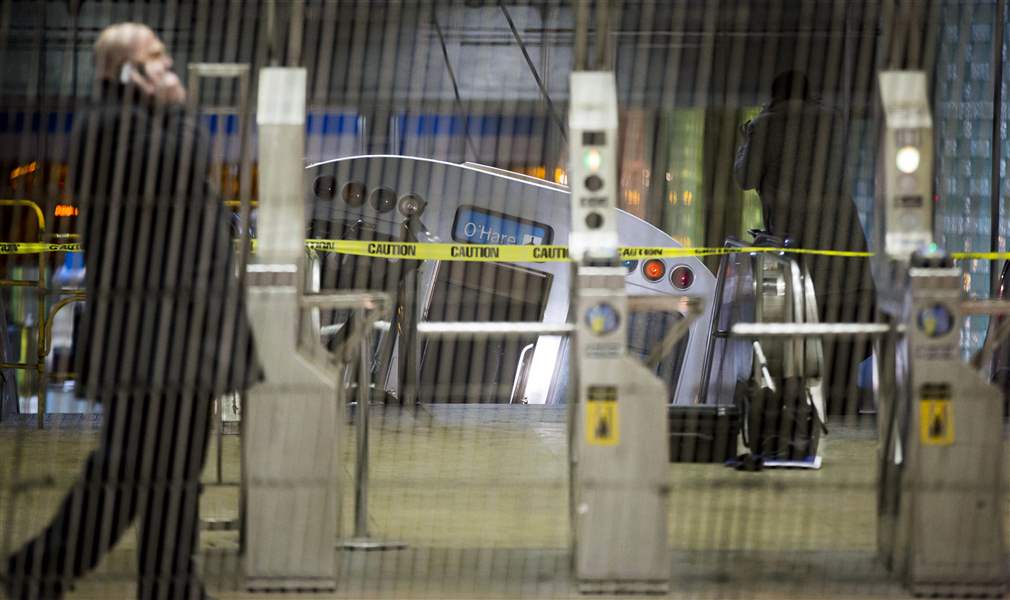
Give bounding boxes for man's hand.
[739,119,752,138]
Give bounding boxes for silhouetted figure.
[734,71,875,414]
[5,23,259,600]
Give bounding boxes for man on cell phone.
[5,22,260,600]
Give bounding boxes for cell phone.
[119,62,148,85]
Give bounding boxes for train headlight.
[642,259,666,282]
[397,193,427,218]
[341,181,367,207]
[369,187,398,213]
[313,175,337,200]
[670,265,694,290]
[896,145,920,174]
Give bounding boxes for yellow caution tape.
[948,251,1010,261]
[1,238,1008,263]
[302,240,872,261]
[0,242,82,254]
[305,239,569,261]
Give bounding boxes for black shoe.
[733,453,764,472]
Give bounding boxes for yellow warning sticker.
[586,385,619,446]
[920,384,954,446]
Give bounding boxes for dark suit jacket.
[733,98,875,324]
[72,84,261,399]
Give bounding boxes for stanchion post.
[215,398,224,483]
[35,254,45,429]
[396,216,421,406]
[353,309,370,537]
[341,308,406,551]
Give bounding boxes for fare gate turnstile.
[242,67,390,591]
[875,71,1008,598]
[243,66,341,591]
[725,70,1010,597]
[567,71,683,594]
[877,255,1008,597]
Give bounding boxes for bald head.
[94,22,185,104]
[95,23,154,80]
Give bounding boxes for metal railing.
[0,199,85,428]
[699,236,827,402]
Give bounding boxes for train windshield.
[419,261,551,403]
[552,311,690,405]
[627,310,689,399]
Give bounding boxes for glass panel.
[739,106,765,237]
[661,108,704,247]
[934,1,997,356]
[626,311,689,404]
[418,261,551,403]
[619,109,653,220]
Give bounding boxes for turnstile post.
[875,70,1007,597]
[567,71,671,594]
[243,67,341,592]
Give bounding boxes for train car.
[306,155,724,406]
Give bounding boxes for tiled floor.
[0,406,985,599]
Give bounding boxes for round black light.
[313,175,337,200]
[341,181,368,207]
[397,193,427,217]
[670,265,695,290]
[584,174,604,192]
[585,212,603,229]
[369,187,398,213]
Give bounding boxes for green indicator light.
[583,149,602,172]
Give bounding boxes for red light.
[642,259,666,282]
[671,265,694,290]
[54,204,79,217]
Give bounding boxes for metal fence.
[0,1,1006,599]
